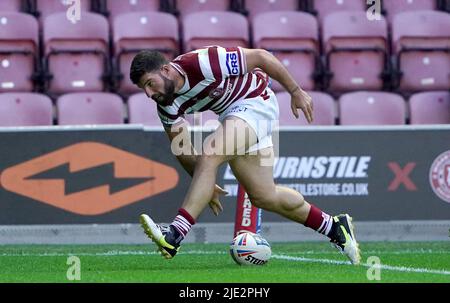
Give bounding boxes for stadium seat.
[392,11,450,92]
[57,92,124,125]
[128,93,194,126]
[43,12,110,94]
[0,12,39,92]
[322,11,389,92]
[35,0,92,22]
[253,11,319,92]
[0,0,23,12]
[339,91,406,125]
[105,0,160,21]
[113,12,179,94]
[310,0,366,21]
[183,11,249,51]
[0,93,53,126]
[175,0,230,17]
[383,0,437,22]
[128,93,161,126]
[409,91,450,124]
[277,91,336,126]
[243,0,298,19]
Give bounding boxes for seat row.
[1,0,448,21]
[0,91,448,127]
[0,10,449,96]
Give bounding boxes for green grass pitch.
[0,242,449,283]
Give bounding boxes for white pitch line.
[1,250,449,276]
[0,250,223,257]
[272,254,450,276]
[2,249,449,256]
[279,250,450,255]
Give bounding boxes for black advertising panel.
[0,126,449,224]
[220,127,450,222]
[0,126,189,224]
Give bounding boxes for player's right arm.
[242,48,314,123]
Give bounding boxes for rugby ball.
[229,232,271,266]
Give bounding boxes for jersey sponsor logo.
[227,105,248,114]
[209,87,225,99]
[226,51,240,75]
[429,150,450,203]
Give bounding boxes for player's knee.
[297,193,306,207]
[248,192,277,211]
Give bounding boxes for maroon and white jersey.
[157,46,270,126]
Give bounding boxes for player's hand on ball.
[209,185,228,216]
[290,87,313,124]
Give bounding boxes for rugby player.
[130,46,360,265]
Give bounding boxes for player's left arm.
[164,122,228,216]
[242,48,313,123]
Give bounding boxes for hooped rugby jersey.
[157,46,270,126]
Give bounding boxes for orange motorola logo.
[0,142,179,215]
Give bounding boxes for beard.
[152,73,176,106]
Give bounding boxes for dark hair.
[129,50,169,85]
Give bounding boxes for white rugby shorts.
[218,88,279,153]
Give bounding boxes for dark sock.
[304,204,335,238]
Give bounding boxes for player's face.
[140,70,176,106]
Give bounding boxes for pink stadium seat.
[0,12,39,92]
[312,0,366,21]
[339,91,406,125]
[0,93,53,126]
[392,11,450,92]
[277,91,336,126]
[128,93,194,126]
[323,11,389,92]
[113,12,179,94]
[36,0,91,21]
[43,12,109,94]
[106,0,160,21]
[57,92,124,125]
[409,91,450,124]
[183,11,249,51]
[176,0,230,17]
[128,93,161,126]
[383,0,436,22]
[253,11,319,92]
[0,0,23,12]
[244,0,298,19]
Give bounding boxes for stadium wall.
[0,125,449,243]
